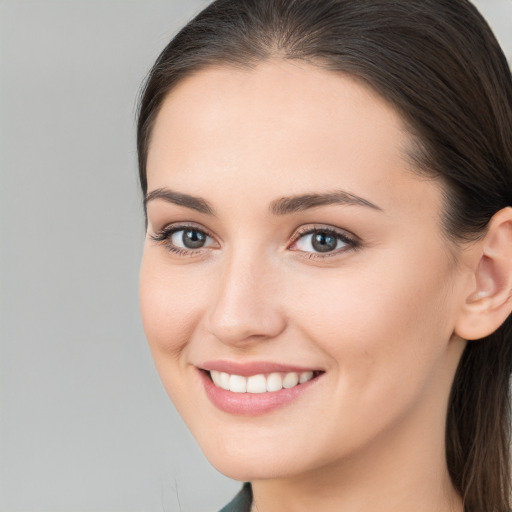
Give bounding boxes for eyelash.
[149,224,359,259]
[149,223,216,257]
[290,225,359,259]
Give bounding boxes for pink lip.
[197,363,323,416]
[200,360,321,376]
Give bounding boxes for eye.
[150,224,217,255]
[171,228,209,249]
[290,227,356,255]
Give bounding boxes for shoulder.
[218,483,252,512]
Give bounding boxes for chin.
[194,428,327,482]
[207,454,296,482]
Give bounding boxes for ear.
[454,207,512,341]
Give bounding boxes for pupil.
[312,231,337,252]
[183,229,206,249]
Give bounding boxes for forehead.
[149,60,410,160]
[146,60,440,217]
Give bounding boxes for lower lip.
[199,370,322,416]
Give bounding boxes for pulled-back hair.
[137,1,512,509]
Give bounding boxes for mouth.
[205,369,322,393]
[197,363,324,415]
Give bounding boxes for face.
[140,61,468,482]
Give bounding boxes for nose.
[205,253,287,347]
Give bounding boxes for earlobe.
[454,207,512,341]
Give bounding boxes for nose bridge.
[206,245,285,345]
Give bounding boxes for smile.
[209,370,316,393]
[199,363,324,415]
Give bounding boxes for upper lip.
[198,360,322,376]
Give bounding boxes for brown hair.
[137,1,512,509]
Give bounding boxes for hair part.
[137,1,512,509]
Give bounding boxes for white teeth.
[209,370,317,393]
[266,372,283,392]
[299,371,314,384]
[211,370,221,386]
[283,372,299,388]
[229,374,247,393]
[247,374,267,393]
[220,372,230,389]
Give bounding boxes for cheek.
[288,248,456,395]
[277,253,458,460]
[139,251,208,363]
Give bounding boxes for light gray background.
[0,1,510,511]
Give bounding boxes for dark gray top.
[219,483,252,512]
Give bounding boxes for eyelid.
[149,221,359,258]
[288,224,359,256]
[149,222,219,254]
[150,219,210,233]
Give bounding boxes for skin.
[139,60,473,511]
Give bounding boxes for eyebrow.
[270,190,382,215]
[144,187,382,216]
[144,187,215,215]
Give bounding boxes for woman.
[137,0,512,510]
